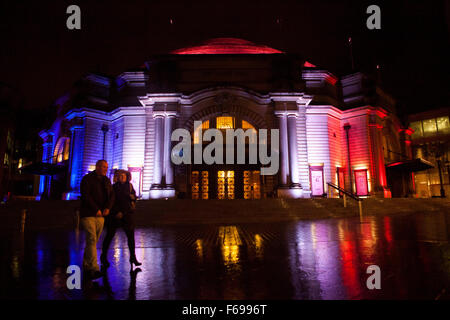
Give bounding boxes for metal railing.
[327,182,363,216]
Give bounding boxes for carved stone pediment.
[214,92,237,114]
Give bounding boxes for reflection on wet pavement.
[1,212,450,300]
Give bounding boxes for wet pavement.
[1,212,450,300]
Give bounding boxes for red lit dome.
[171,38,283,54]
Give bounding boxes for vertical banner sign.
[354,169,368,196]
[310,166,324,196]
[128,167,143,198]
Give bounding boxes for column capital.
[70,125,84,131]
[274,111,287,117]
[153,111,178,118]
[274,110,299,117]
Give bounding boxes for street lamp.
[437,159,445,198]
[344,123,352,193]
[446,160,450,191]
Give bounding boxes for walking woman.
[101,170,141,271]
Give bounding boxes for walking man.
[80,160,115,279]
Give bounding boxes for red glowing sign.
[354,169,368,196]
[310,166,324,196]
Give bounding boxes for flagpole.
[348,37,355,71]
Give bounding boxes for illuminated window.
[410,121,423,139]
[217,170,234,199]
[63,139,70,161]
[6,130,13,150]
[243,170,261,199]
[193,120,209,144]
[242,120,255,129]
[422,119,437,137]
[414,147,424,159]
[436,116,450,134]
[382,136,388,159]
[216,117,234,129]
[191,170,209,199]
[53,138,70,163]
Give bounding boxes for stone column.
[151,115,164,189]
[369,123,386,195]
[164,114,176,187]
[38,133,53,199]
[142,109,154,199]
[287,113,301,187]
[276,113,289,187]
[297,105,310,194]
[68,125,84,198]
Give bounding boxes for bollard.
[20,209,27,233]
[343,194,347,208]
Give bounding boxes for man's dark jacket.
[80,171,115,218]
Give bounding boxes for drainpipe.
[101,124,109,160]
[344,123,353,193]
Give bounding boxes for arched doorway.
[188,116,264,199]
[50,137,70,199]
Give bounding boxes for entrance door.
[243,170,261,199]
[190,167,262,199]
[217,170,235,199]
[191,170,209,199]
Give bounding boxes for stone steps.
[0,198,448,230]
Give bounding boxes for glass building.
[408,108,450,198]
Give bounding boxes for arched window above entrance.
[242,120,255,130]
[193,120,210,144]
[53,137,70,163]
[216,116,234,129]
[191,117,257,143]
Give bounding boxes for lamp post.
[445,160,450,179]
[446,161,450,190]
[344,123,352,193]
[437,159,445,198]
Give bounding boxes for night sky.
[1,0,449,118]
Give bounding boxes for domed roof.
[171,38,283,54]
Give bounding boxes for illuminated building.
[38,38,416,200]
[408,108,450,198]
